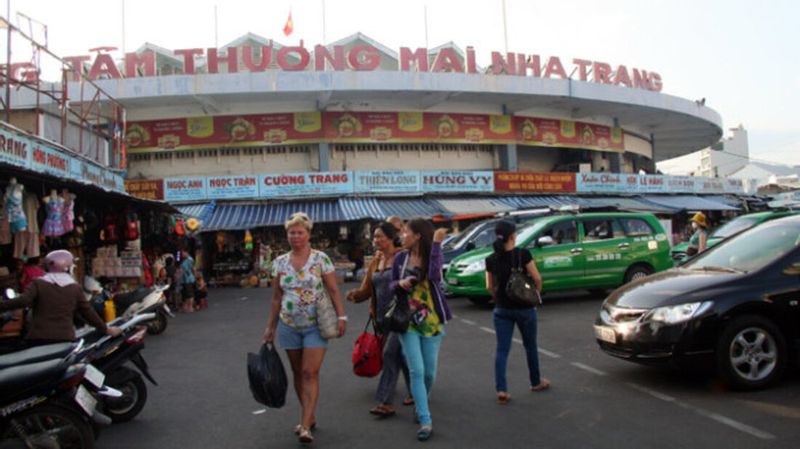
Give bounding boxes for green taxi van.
[444,212,674,304]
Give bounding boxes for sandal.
[417,425,433,441]
[298,427,314,444]
[369,405,396,417]
[403,396,415,406]
[293,422,317,434]
[530,378,551,392]
[496,392,511,405]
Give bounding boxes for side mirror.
[537,236,555,247]
[465,242,476,251]
[4,288,16,300]
[782,262,800,276]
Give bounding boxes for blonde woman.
[263,212,347,443]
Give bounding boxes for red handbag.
[352,319,384,378]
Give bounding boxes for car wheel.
[715,315,787,390]
[624,264,653,283]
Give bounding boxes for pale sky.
[6,0,800,166]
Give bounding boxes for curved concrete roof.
[17,70,723,162]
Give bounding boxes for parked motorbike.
[75,313,157,423]
[0,341,103,448]
[83,277,172,335]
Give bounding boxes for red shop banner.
[494,172,576,193]
[124,179,165,200]
[125,112,324,151]
[514,117,624,152]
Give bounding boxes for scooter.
[84,277,173,335]
[0,341,104,448]
[75,313,157,423]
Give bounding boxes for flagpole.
[322,0,327,44]
[214,4,219,48]
[424,4,429,49]
[501,0,509,53]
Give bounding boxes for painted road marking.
[252,409,267,415]
[460,318,477,326]
[538,348,562,359]
[479,326,496,334]
[627,383,775,440]
[570,362,607,376]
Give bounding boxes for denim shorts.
[277,321,328,350]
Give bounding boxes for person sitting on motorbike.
[0,249,122,346]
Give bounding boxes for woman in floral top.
[263,212,347,444]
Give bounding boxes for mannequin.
[61,188,76,233]
[42,188,66,238]
[4,178,27,233]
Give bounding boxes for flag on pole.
[283,11,294,36]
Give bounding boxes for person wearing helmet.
[686,212,709,256]
[0,249,122,346]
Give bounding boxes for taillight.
[60,364,86,390]
[126,327,147,344]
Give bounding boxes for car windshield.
[709,216,761,239]
[444,220,494,250]
[516,220,549,246]
[685,220,800,273]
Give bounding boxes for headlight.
[461,259,486,275]
[646,301,713,324]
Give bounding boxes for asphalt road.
[97,284,800,449]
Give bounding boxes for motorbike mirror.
[4,288,16,300]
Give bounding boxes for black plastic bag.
[247,343,288,408]
[380,295,410,333]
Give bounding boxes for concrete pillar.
[609,153,621,173]
[500,144,518,171]
[319,142,330,172]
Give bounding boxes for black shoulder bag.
[505,249,542,307]
[380,253,411,333]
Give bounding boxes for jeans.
[375,332,410,404]
[399,331,443,426]
[493,307,542,392]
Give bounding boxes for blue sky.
[8,0,800,165]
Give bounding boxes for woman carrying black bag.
[485,221,550,405]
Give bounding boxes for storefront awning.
[698,195,743,208]
[176,203,213,219]
[577,197,680,214]
[640,195,740,212]
[203,201,341,231]
[378,199,445,220]
[432,198,515,218]
[338,198,386,221]
[495,195,581,209]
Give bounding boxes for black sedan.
[594,215,800,390]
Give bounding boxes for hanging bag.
[380,253,411,333]
[505,249,542,307]
[352,318,384,377]
[247,343,288,408]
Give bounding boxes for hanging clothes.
[61,191,76,233]
[42,195,66,237]
[4,184,27,233]
[0,197,11,245]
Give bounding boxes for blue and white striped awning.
[203,201,341,231]
[378,199,445,219]
[338,198,385,221]
[640,195,740,212]
[176,203,213,219]
[495,195,583,209]
[432,198,515,217]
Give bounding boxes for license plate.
[74,385,97,416]
[83,364,105,388]
[447,278,458,285]
[594,325,617,344]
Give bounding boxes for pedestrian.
[391,219,451,441]
[0,250,122,346]
[346,221,412,418]
[178,249,196,313]
[263,212,347,444]
[484,220,550,405]
[162,255,177,308]
[686,212,709,256]
[195,274,208,310]
[19,256,45,291]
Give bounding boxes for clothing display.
[62,190,76,233]
[23,192,40,234]
[42,195,66,237]
[0,198,11,245]
[13,230,40,259]
[4,182,27,233]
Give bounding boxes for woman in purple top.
[390,218,451,441]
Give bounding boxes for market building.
[9,32,747,285]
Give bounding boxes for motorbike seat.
[0,342,76,370]
[114,288,154,309]
[0,358,66,401]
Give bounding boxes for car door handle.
[570,248,583,254]
[618,243,630,249]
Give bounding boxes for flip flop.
[298,427,314,444]
[403,397,415,406]
[294,422,317,434]
[530,379,551,392]
[497,392,511,404]
[369,405,396,417]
